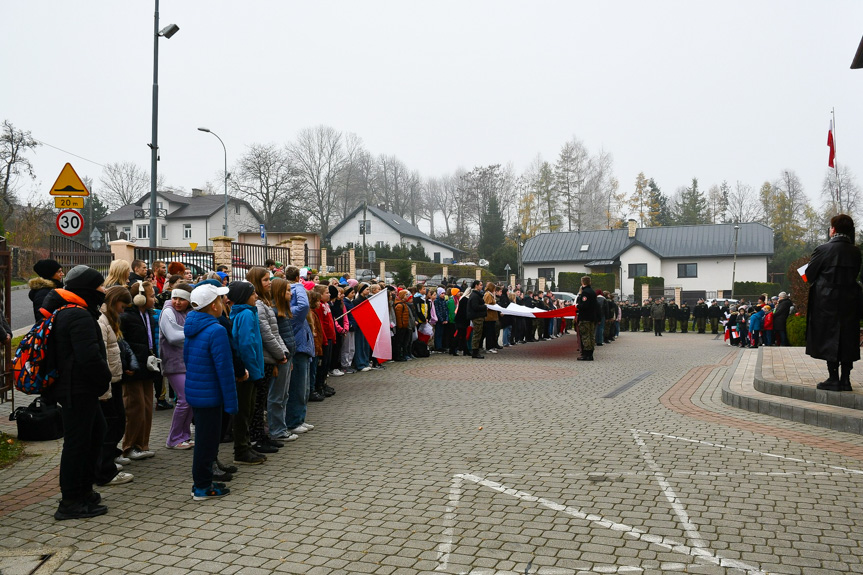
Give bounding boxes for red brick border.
[0,464,60,517]
[661,350,863,461]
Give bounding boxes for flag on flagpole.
[797,263,809,282]
[828,120,836,168]
[350,290,392,361]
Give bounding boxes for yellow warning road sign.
[54,197,85,209]
[189,242,198,251]
[49,163,90,196]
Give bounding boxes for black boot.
[840,363,853,391]
[817,362,841,391]
[472,348,485,359]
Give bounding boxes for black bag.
[9,397,64,441]
[411,339,430,358]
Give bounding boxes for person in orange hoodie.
[306,288,325,402]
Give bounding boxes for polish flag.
[797,263,809,283]
[828,120,836,168]
[351,290,392,361]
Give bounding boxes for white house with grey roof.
[100,189,263,249]
[326,205,465,263]
[522,221,774,300]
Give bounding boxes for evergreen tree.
[675,177,709,225]
[534,162,561,232]
[647,178,672,226]
[478,193,505,259]
[628,172,653,227]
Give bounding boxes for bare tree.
[334,132,364,220]
[726,181,762,223]
[99,161,150,210]
[1,120,40,231]
[289,125,346,237]
[821,165,861,219]
[231,143,298,230]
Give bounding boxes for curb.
[10,284,27,292]
[721,347,863,435]
[753,370,863,411]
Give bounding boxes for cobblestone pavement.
[3,331,863,574]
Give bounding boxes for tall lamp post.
[197,128,229,237]
[731,224,740,300]
[149,0,179,247]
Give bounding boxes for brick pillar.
[442,265,448,279]
[290,237,306,269]
[348,248,356,278]
[379,261,386,282]
[320,247,328,272]
[641,283,649,302]
[209,236,233,271]
[109,240,135,263]
[475,268,481,281]
[674,286,682,304]
[509,274,516,288]
[411,263,417,282]
[539,277,546,292]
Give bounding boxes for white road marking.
[631,430,707,551]
[455,473,766,575]
[636,429,863,474]
[435,474,463,571]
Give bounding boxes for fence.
[0,239,13,405]
[133,246,215,280]
[231,242,291,280]
[50,235,114,277]
[330,251,351,274]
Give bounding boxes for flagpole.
[832,108,842,212]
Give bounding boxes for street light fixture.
[197,128,229,237]
[731,224,740,300]
[149,0,179,247]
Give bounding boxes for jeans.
[502,325,512,346]
[166,373,193,447]
[95,382,124,485]
[340,331,355,369]
[355,331,370,369]
[192,406,222,489]
[776,329,789,346]
[763,330,774,346]
[434,323,444,351]
[595,317,605,343]
[316,341,332,391]
[267,360,292,438]
[60,393,106,502]
[286,352,311,430]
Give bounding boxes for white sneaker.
[488,349,498,354]
[273,432,299,441]
[301,422,315,430]
[128,448,155,460]
[115,463,123,471]
[106,472,134,485]
[115,456,131,465]
[289,426,308,434]
[330,369,344,377]
[359,366,372,372]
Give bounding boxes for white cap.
[190,284,229,309]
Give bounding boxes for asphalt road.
[9,286,34,334]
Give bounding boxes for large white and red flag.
[828,120,836,168]
[487,303,578,319]
[351,290,392,361]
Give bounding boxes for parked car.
[426,274,445,286]
[355,268,375,281]
[415,274,429,285]
[551,291,578,302]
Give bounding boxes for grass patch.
[11,279,26,287]
[0,432,25,469]
[11,334,23,348]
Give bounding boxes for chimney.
[192,188,205,197]
[627,219,637,238]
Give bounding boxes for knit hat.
[451,288,460,296]
[328,285,339,299]
[303,280,316,290]
[357,282,369,294]
[437,287,445,296]
[33,259,62,280]
[64,265,104,290]
[196,279,223,289]
[763,305,771,311]
[216,271,228,282]
[347,278,358,288]
[227,280,255,305]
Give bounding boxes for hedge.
[787,314,806,346]
[788,255,810,316]
[558,272,614,294]
[633,276,664,298]
[733,282,781,299]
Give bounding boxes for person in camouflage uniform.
[641,299,652,332]
[629,302,640,332]
[650,297,666,336]
[576,276,599,361]
[678,302,691,333]
[694,298,709,333]
[667,299,679,332]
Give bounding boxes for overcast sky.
[5,1,863,217]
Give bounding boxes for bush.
[391,260,413,286]
[733,282,781,300]
[788,256,810,316]
[787,314,806,346]
[633,276,664,298]
[558,272,581,293]
[557,272,614,294]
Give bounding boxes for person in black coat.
[29,259,65,322]
[42,265,112,520]
[806,214,863,391]
[466,280,487,359]
[772,292,792,347]
[576,276,599,361]
[449,289,471,356]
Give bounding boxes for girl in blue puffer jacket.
[183,284,238,500]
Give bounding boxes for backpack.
[12,304,83,395]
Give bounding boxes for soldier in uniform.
[678,301,691,333]
[650,297,666,336]
[576,276,599,361]
[641,299,652,332]
[694,298,709,333]
[707,299,722,334]
[667,299,679,332]
[629,301,640,332]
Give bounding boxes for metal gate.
[50,235,114,277]
[0,239,13,404]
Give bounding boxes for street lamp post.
[731,224,740,299]
[197,128,229,237]
[149,0,179,248]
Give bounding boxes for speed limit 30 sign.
[56,209,84,237]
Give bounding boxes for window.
[376,241,385,249]
[183,223,192,239]
[538,267,555,281]
[157,202,163,210]
[136,224,149,240]
[580,244,589,252]
[235,202,240,214]
[122,226,131,237]
[161,224,167,239]
[434,252,441,264]
[628,263,647,277]
[678,263,698,278]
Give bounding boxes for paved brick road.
[3,332,863,574]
